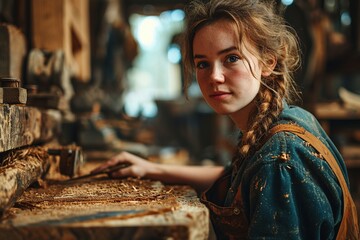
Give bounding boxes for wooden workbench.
[0,161,209,240]
[0,103,209,240]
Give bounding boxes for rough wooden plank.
[0,225,189,240]
[0,23,27,80]
[31,0,91,82]
[0,162,209,240]
[67,0,91,81]
[0,105,61,152]
[0,105,41,152]
[0,147,50,217]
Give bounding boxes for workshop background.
[0,0,359,239]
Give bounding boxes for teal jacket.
[226,103,349,239]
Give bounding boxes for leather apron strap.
[269,124,359,240]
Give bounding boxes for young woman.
[92,0,358,239]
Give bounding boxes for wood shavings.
[1,178,208,229]
[0,146,51,217]
[0,147,49,168]
[0,158,210,240]
[16,178,181,208]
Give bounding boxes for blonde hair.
[182,0,301,166]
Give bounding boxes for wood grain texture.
[0,105,62,152]
[31,0,90,82]
[0,23,27,80]
[0,172,209,240]
[0,147,50,217]
[0,105,41,152]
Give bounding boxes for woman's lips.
[209,91,231,100]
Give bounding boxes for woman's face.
[193,20,265,127]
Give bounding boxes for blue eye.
[226,55,240,63]
[196,62,209,69]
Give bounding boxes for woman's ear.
[261,56,277,77]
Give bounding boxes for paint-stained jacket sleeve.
[241,131,343,240]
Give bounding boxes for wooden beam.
[0,23,27,80]
[0,147,50,217]
[0,105,62,152]
[31,0,91,82]
[0,105,41,152]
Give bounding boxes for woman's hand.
[90,151,157,178]
[91,151,224,192]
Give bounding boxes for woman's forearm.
[91,151,224,192]
[146,164,225,192]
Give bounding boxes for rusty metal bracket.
[0,77,27,104]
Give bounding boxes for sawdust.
[1,177,205,229]
[0,149,209,240]
[0,146,51,218]
[0,147,49,167]
[0,160,209,240]
[16,178,182,210]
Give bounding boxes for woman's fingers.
[90,152,128,174]
[110,164,146,178]
[90,151,147,176]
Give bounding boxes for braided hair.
[182,0,301,166]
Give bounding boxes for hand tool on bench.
[47,146,84,177]
[65,163,131,182]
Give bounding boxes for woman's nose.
[209,65,225,83]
